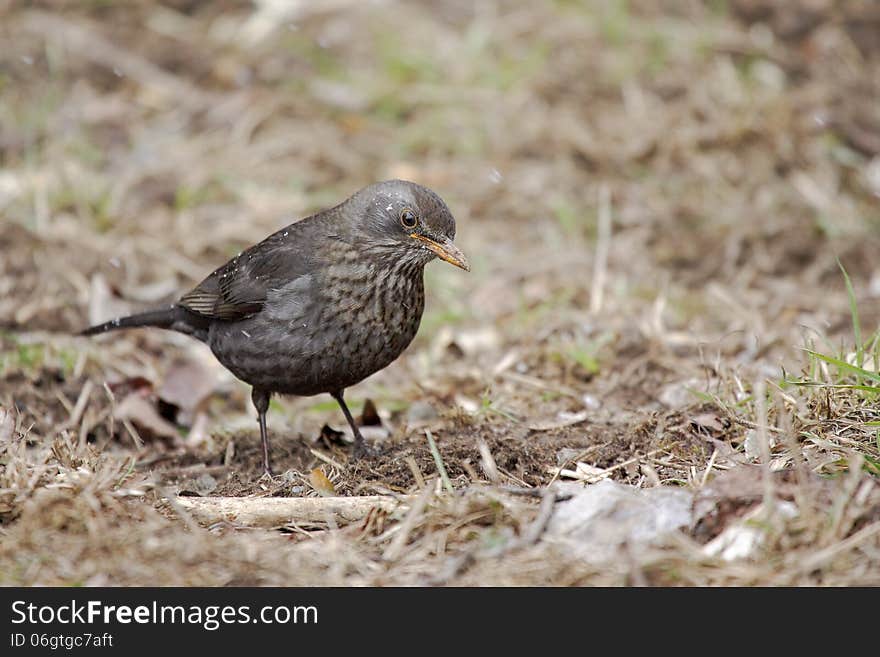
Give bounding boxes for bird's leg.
[251,387,273,475]
[331,390,370,459]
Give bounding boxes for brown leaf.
[318,424,348,447]
[113,392,180,443]
[107,376,154,394]
[309,468,336,497]
[360,398,382,426]
[690,413,726,433]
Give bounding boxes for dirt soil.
[1,0,880,585]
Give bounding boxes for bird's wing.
[179,224,315,322]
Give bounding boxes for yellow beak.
[410,234,470,271]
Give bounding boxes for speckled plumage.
[82,180,468,474]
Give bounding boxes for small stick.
[121,418,144,449]
[63,380,93,430]
[405,456,426,489]
[700,448,719,487]
[309,448,346,471]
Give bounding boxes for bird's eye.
[399,208,418,229]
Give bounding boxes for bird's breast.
[319,259,425,360]
[208,258,426,395]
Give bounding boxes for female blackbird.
[82,180,469,474]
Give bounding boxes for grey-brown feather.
[168,179,450,396]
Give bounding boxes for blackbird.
[82,180,469,474]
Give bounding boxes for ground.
[1,0,880,585]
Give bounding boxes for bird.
[81,180,469,475]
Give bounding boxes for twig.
[700,448,719,487]
[121,418,144,449]
[714,397,785,435]
[405,456,426,489]
[61,380,93,431]
[309,448,346,471]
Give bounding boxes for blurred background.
[3,0,879,410]
[1,0,879,584]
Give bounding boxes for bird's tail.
[80,305,179,336]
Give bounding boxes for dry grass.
[1,0,879,585]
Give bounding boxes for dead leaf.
[158,357,220,425]
[309,468,336,497]
[113,392,180,443]
[690,413,726,433]
[360,398,382,426]
[318,424,348,447]
[528,410,590,432]
[107,376,154,394]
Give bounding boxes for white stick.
[590,184,612,314]
[173,495,413,528]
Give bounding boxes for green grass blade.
[802,349,880,383]
[838,259,863,368]
[425,429,454,494]
[783,380,880,394]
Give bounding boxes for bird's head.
[352,180,470,271]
